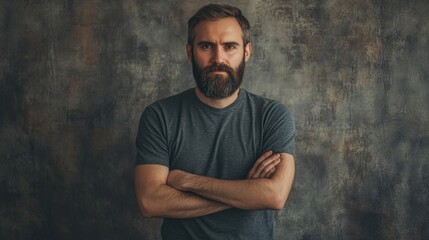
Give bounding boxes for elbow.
[137,198,160,218]
[252,181,289,210]
[271,195,287,210]
[266,185,289,211]
[139,208,156,218]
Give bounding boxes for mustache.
[202,64,235,76]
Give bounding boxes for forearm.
[135,164,230,219]
[169,154,295,210]
[180,175,281,210]
[136,183,230,218]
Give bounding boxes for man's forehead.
[192,18,243,44]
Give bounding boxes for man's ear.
[186,43,193,63]
[244,43,252,62]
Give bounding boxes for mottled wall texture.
[1,0,428,239]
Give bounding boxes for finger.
[261,167,273,178]
[264,167,276,178]
[254,156,280,178]
[252,162,278,179]
[260,159,280,178]
[253,154,280,177]
[247,150,273,177]
[253,151,273,166]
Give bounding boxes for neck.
[194,87,240,109]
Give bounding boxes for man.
[135,4,295,240]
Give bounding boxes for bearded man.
[134,4,296,240]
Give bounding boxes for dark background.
[1,0,428,239]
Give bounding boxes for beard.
[192,54,245,99]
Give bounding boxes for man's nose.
[212,46,225,64]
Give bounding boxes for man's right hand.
[247,151,281,179]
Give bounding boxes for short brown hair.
[187,4,251,46]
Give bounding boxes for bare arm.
[167,153,295,210]
[135,164,230,218]
[134,151,281,218]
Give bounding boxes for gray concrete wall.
[1,0,428,239]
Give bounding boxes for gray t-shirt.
[136,88,295,240]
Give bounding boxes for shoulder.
[148,88,193,111]
[138,88,193,124]
[140,88,194,118]
[241,89,293,118]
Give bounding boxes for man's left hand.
[247,151,281,179]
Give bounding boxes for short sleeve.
[262,102,296,156]
[135,106,170,167]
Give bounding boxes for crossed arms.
[134,151,295,218]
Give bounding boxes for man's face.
[187,17,252,99]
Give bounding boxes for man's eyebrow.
[197,41,215,46]
[222,41,240,46]
[196,41,241,46]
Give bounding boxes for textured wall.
[1,0,428,239]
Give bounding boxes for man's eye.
[201,44,212,50]
[225,45,236,50]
